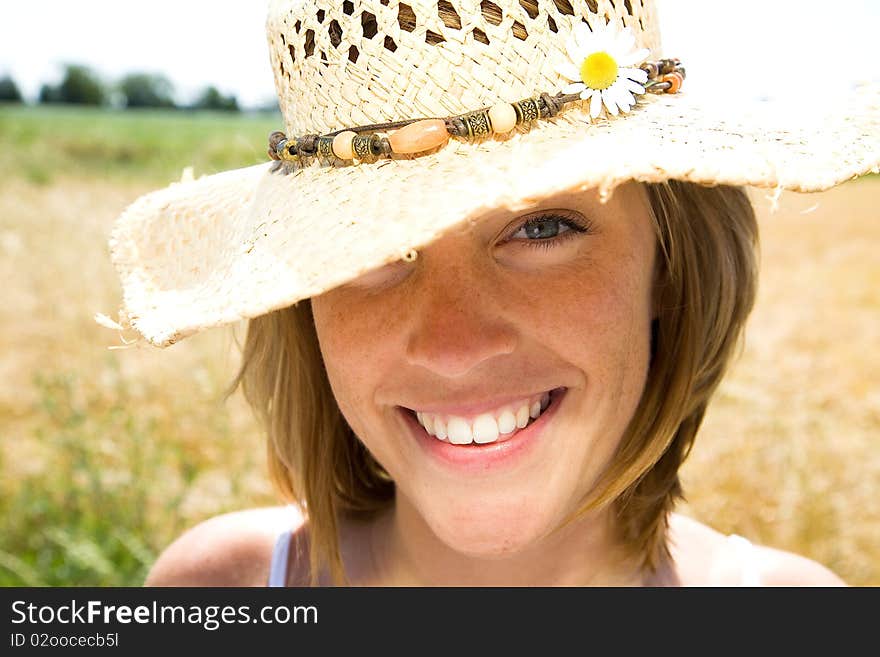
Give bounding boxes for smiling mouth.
[401,387,567,446]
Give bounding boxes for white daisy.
[554,18,651,120]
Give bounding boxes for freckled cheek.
[533,271,652,390]
[586,283,653,414]
[312,294,399,425]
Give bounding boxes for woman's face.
[311,181,658,557]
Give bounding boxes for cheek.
[311,291,405,436]
[527,253,655,439]
[513,254,653,367]
[310,294,377,420]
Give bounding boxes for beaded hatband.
[268,58,685,165]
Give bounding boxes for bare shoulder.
[144,505,305,587]
[748,544,846,586]
[667,513,846,586]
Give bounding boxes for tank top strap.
[267,529,293,587]
[726,534,763,586]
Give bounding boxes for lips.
[398,387,568,472]
[403,388,563,446]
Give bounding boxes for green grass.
[0,363,268,586]
[0,104,281,186]
[0,105,281,586]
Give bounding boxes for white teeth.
[472,414,500,444]
[515,404,530,429]
[412,389,559,445]
[447,417,472,445]
[529,400,541,419]
[497,409,517,435]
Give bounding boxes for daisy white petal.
[602,89,620,116]
[579,89,592,101]
[573,21,592,51]
[593,32,614,53]
[623,78,646,95]
[621,67,649,83]
[555,62,581,81]
[587,20,610,42]
[563,81,586,94]
[590,90,603,118]
[619,48,650,67]
[614,31,636,54]
[618,52,643,67]
[565,38,583,68]
[608,84,628,106]
[617,89,636,111]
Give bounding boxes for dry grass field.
[1,107,877,585]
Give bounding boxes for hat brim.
[109,85,880,347]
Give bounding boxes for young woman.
[102,0,876,585]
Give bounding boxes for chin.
[425,496,554,559]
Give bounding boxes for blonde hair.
[228,180,759,585]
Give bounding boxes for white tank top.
[267,529,294,587]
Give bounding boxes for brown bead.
[388,119,450,154]
[640,62,659,79]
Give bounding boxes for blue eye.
[509,212,593,251]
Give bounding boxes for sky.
[1,0,878,108]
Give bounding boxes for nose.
[404,252,518,379]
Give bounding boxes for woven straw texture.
[107,0,880,348]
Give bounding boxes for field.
[1,105,877,586]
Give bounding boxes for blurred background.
[1,1,877,586]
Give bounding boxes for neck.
[367,497,665,586]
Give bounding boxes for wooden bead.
[332,131,357,159]
[388,119,449,154]
[488,102,517,133]
[640,62,659,79]
[660,72,683,93]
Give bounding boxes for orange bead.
[660,72,683,94]
[388,119,450,154]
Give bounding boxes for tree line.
[0,65,242,112]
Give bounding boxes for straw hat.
[102,0,879,348]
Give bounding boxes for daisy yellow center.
[580,51,618,90]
